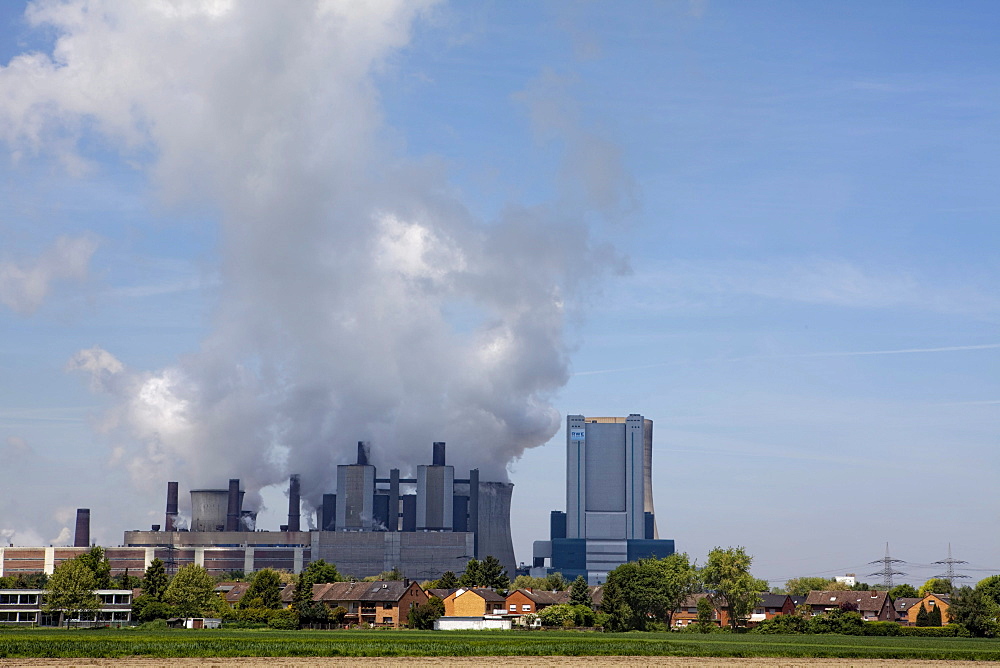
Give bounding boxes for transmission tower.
[933,543,969,586]
[867,542,906,589]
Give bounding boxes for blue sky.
[1,1,997,587]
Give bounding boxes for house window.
[509,604,517,611]
[382,617,393,624]
[384,603,393,609]
[521,605,530,611]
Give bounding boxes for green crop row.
[2,628,1000,660]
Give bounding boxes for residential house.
[280,580,428,628]
[894,597,922,625]
[905,593,951,626]
[748,594,795,626]
[504,589,570,616]
[804,590,895,622]
[0,589,133,626]
[214,582,252,607]
[671,593,730,628]
[442,588,507,617]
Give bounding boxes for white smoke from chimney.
[4,2,632,508]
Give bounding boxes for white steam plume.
[3,2,630,510]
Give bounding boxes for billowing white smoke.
[2,2,629,511]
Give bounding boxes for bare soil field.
[1,658,993,667]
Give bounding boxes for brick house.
[671,593,730,628]
[280,580,428,628]
[748,593,795,625]
[504,589,570,616]
[442,588,506,617]
[905,593,951,626]
[894,597,921,624]
[804,590,896,621]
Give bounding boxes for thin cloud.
[574,343,1000,376]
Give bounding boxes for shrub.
[752,613,810,634]
[899,624,970,637]
[862,621,901,636]
[267,609,299,630]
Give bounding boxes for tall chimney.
[357,441,370,466]
[432,442,446,466]
[165,481,179,532]
[74,508,90,547]
[225,478,241,532]
[287,474,301,532]
[468,469,480,556]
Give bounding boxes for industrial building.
[532,414,675,584]
[118,441,516,579]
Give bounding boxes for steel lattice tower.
[867,542,906,589]
[933,543,969,586]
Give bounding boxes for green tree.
[919,578,953,596]
[570,575,592,607]
[293,571,316,622]
[948,586,1000,637]
[164,564,216,618]
[544,572,567,591]
[241,568,283,609]
[889,583,919,599]
[916,603,929,627]
[538,603,576,627]
[976,575,1000,607]
[113,568,142,590]
[695,595,716,632]
[928,603,942,627]
[479,555,509,590]
[301,559,342,584]
[76,546,112,589]
[702,546,762,631]
[459,558,483,587]
[435,571,459,589]
[459,556,509,589]
[131,595,174,622]
[44,559,100,626]
[142,558,169,601]
[781,577,838,595]
[408,595,444,629]
[601,554,699,631]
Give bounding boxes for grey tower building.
[336,442,376,530]
[566,414,656,540]
[534,413,673,584]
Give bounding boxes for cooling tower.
[191,489,243,532]
[475,481,515,579]
[74,508,90,547]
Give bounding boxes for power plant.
[532,414,675,584]
[119,441,515,580]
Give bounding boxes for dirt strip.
[0,658,994,667]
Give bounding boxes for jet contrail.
[573,343,1000,376]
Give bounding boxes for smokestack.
[74,508,90,547]
[468,468,479,554]
[432,441,446,466]
[225,478,241,532]
[287,474,301,532]
[357,441,370,466]
[165,481,179,532]
[322,493,337,531]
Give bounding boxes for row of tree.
[600,546,763,632]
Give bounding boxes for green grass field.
[2,628,1000,660]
